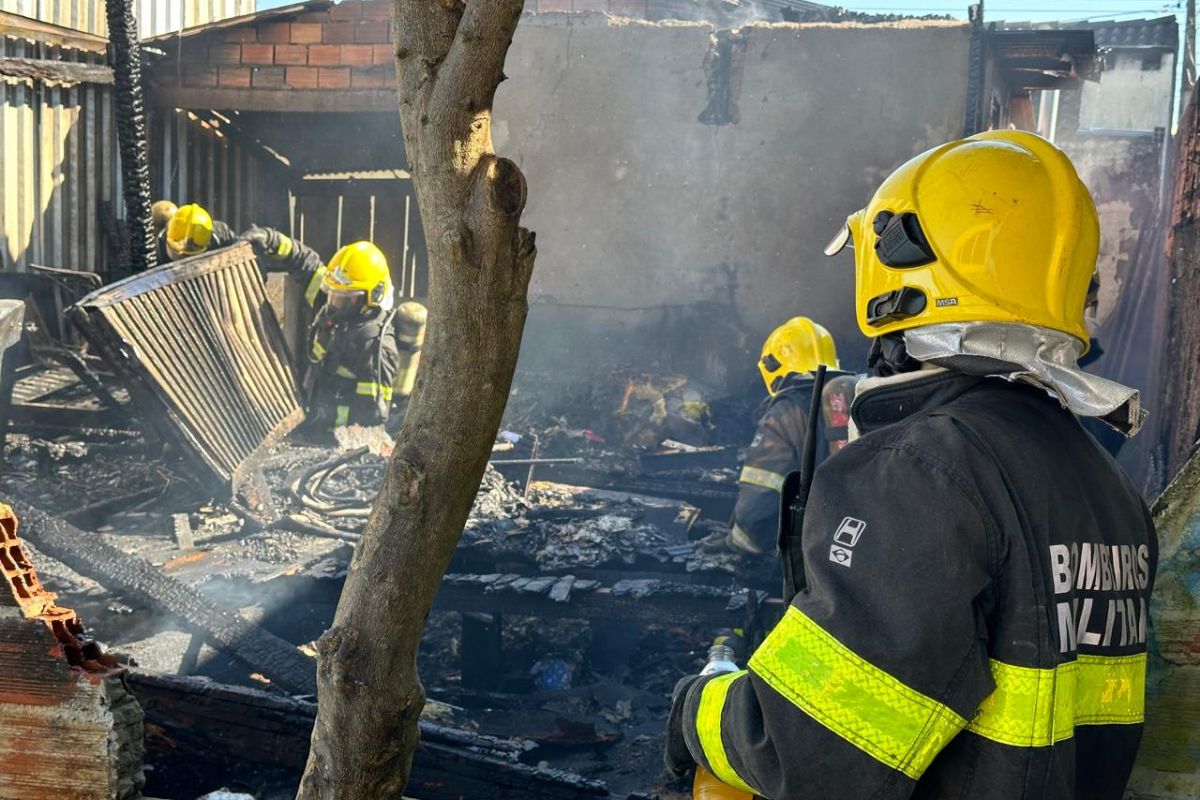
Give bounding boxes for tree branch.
[434,0,525,114]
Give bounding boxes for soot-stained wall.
[495,15,971,394]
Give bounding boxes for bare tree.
[296,1,535,796]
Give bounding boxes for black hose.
[105,0,156,273]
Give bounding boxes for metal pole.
[1182,0,1197,128]
[402,194,411,279]
[410,253,417,298]
[336,194,344,250]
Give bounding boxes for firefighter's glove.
[664,674,702,777]
[241,225,272,256]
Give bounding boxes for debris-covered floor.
[3,365,771,800]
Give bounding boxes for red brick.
[308,44,341,66]
[318,67,351,88]
[222,27,257,43]
[340,44,373,66]
[251,65,287,88]
[218,66,251,88]
[372,44,395,65]
[539,0,571,10]
[609,0,646,12]
[286,66,320,89]
[329,2,363,19]
[295,11,332,22]
[351,65,394,88]
[182,65,219,88]
[273,44,308,65]
[574,0,608,10]
[240,43,274,64]
[209,43,243,64]
[257,22,291,43]
[354,20,390,44]
[291,23,323,44]
[323,21,356,43]
[360,1,392,20]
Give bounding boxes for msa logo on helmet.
[936,297,959,308]
[829,516,867,568]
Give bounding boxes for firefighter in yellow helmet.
[158,203,237,264]
[727,317,846,556]
[667,132,1155,799]
[304,241,399,430]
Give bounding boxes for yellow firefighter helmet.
[321,241,393,316]
[165,203,214,260]
[825,130,1098,350]
[759,317,839,395]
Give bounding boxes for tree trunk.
[296,2,535,797]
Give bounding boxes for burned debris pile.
[0,252,766,798]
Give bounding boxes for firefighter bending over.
[304,241,399,430]
[666,131,1156,800]
[159,203,237,264]
[728,317,842,556]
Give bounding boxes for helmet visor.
[323,288,368,320]
[824,211,863,257]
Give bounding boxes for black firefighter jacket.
[307,307,399,428]
[681,370,1156,800]
[731,376,821,555]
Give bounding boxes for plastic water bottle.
[693,644,754,800]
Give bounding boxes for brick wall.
[175,0,395,91]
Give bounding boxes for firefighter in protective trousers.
[665,131,1156,799]
[303,241,399,430]
[728,317,844,556]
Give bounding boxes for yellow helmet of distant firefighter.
[759,317,839,396]
[321,241,393,317]
[151,200,178,236]
[825,129,1099,351]
[165,203,214,260]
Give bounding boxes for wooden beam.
[125,670,613,800]
[147,85,398,113]
[0,10,109,54]
[0,56,113,85]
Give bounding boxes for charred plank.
[6,498,316,695]
[126,670,612,800]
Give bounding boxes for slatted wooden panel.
[0,0,255,38]
[70,243,303,493]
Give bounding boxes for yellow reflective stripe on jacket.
[311,340,326,360]
[696,672,759,795]
[334,405,350,427]
[381,385,394,403]
[276,235,294,258]
[356,381,381,398]
[968,653,1146,747]
[305,265,327,307]
[749,606,967,779]
[739,465,786,492]
[336,366,356,379]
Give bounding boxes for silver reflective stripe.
[729,523,764,555]
[739,465,785,492]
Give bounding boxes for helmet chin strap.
[867,332,922,378]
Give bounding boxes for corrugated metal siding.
[0,0,255,38]
[149,108,289,237]
[0,35,114,272]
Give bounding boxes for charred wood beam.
[436,573,764,629]
[125,670,613,800]
[5,498,317,695]
[0,56,113,85]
